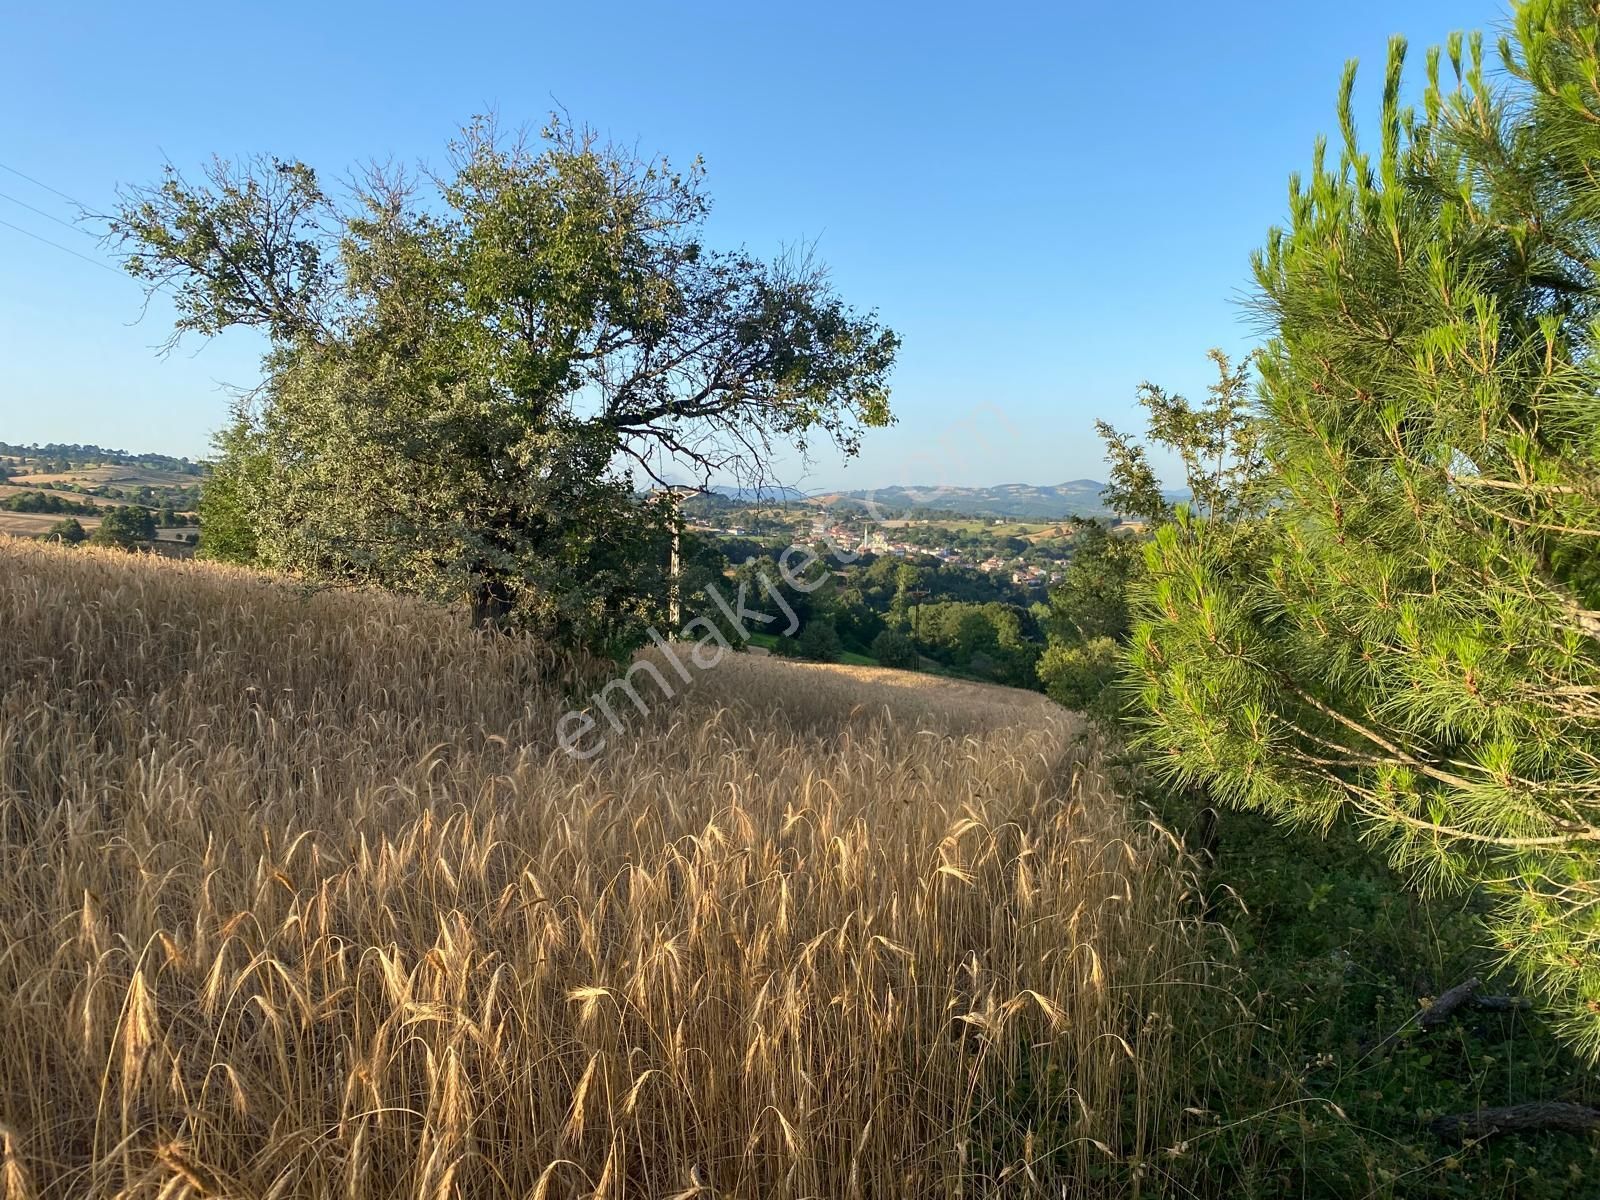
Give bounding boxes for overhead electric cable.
[0,216,122,274]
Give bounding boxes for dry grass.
[0,511,105,538]
[0,538,1234,1197]
[8,465,196,487]
[634,649,1069,742]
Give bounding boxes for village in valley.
[685,491,1150,591]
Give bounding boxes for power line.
[0,161,158,290]
[0,188,90,236]
[0,161,181,303]
[0,160,87,208]
[0,159,120,273]
[0,217,124,275]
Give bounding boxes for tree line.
[0,443,204,475]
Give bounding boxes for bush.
[44,517,86,545]
[1037,636,1121,713]
[870,628,919,670]
[89,506,156,551]
[795,618,844,663]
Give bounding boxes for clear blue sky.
[1,0,1501,490]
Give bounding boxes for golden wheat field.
[0,538,1238,1198]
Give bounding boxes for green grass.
[745,629,879,668]
[1139,771,1600,1198]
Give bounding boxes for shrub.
[44,517,86,545]
[870,628,919,669]
[795,617,844,662]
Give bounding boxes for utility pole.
[663,486,687,630]
[668,502,682,628]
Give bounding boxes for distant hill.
[811,480,1120,519]
[670,479,1190,519]
[0,442,205,477]
[709,484,809,503]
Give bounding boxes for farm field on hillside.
[0,483,121,507]
[6,464,199,488]
[0,538,1235,1198]
[0,509,105,537]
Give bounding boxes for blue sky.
[1,0,1501,490]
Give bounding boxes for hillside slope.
[0,538,1231,1198]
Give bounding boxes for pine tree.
[1039,350,1259,713]
[1130,1,1600,1055]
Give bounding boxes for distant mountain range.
[7,440,1158,520]
[812,481,1122,519]
[687,480,1189,519]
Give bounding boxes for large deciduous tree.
[111,118,897,651]
[1129,2,1600,1054]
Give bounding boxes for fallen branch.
[1413,978,1535,1033]
[1417,977,1481,1030]
[1429,1102,1600,1143]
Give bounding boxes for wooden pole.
[668,489,682,629]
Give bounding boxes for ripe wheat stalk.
[0,537,1240,1198]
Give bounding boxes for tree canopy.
[1128,1,1600,1056]
[89,507,156,551]
[111,118,897,649]
[45,517,87,546]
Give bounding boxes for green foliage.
[831,585,887,652]
[112,118,898,650]
[1141,771,1600,1199]
[1037,636,1120,713]
[195,407,264,565]
[903,599,1039,686]
[1,491,98,515]
[116,157,334,343]
[1130,3,1600,1057]
[1097,349,1263,527]
[1034,351,1258,715]
[1038,520,1139,648]
[794,618,844,663]
[89,506,156,551]
[869,628,919,670]
[45,517,86,545]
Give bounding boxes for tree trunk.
[469,576,515,631]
